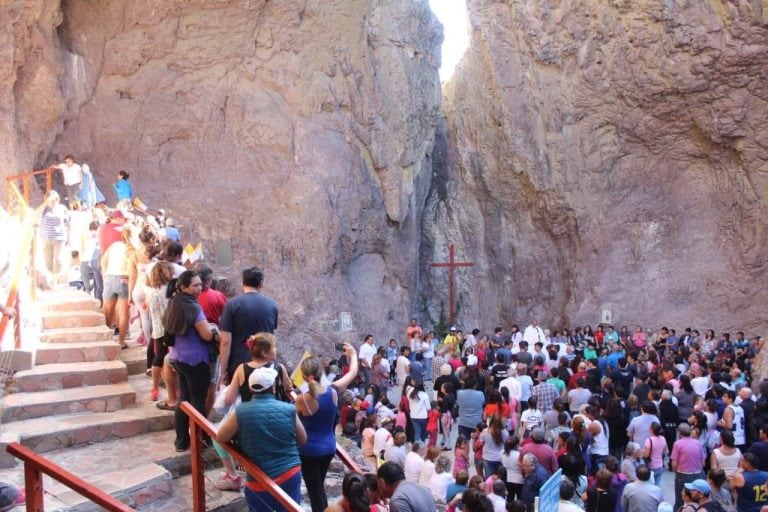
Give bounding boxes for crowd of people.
[316,321,768,512]
[27,156,768,512]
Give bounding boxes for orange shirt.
[484,402,511,420]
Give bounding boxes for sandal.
[150,389,160,401]
[156,400,176,411]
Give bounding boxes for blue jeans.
[411,418,428,442]
[244,471,302,512]
[652,467,664,488]
[458,425,474,441]
[484,460,502,478]
[424,358,433,380]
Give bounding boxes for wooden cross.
[429,244,474,324]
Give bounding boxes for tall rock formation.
[423,0,768,332]
[3,0,443,357]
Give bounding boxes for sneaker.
[214,474,243,491]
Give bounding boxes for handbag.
[161,331,175,347]
[644,437,653,465]
[274,363,292,403]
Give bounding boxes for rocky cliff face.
[6,0,768,355]
[3,0,443,357]
[421,0,768,333]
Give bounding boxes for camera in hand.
[334,342,345,351]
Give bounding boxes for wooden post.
[189,421,206,512]
[22,177,29,203]
[429,244,475,324]
[24,462,44,512]
[45,169,53,193]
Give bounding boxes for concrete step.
[46,463,173,511]
[0,404,174,456]
[11,360,128,392]
[40,326,114,344]
[41,310,105,329]
[120,344,148,376]
[36,291,101,313]
[0,431,212,511]
[1,382,136,423]
[35,341,121,365]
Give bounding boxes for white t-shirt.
[501,449,524,483]
[521,408,543,431]
[373,427,392,456]
[404,451,424,483]
[691,376,710,396]
[489,494,506,512]
[59,162,83,186]
[359,342,377,367]
[408,389,430,419]
[499,376,521,401]
[396,355,410,384]
[427,472,455,503]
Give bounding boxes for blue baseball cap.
[684,479,711,494]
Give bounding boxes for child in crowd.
[361,416,376,470]
[471,422,486,479]
[453,435,469,478]
[426,401,440,447]
[67,250,84,289]
[386,339,398,384]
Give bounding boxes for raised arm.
[333,342,359,392]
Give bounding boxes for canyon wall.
[2,0,443,358]
[421,0,768,334]
[6,0,768,355]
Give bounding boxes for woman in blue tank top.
[295,343,359,512]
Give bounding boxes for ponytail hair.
[301,356,324,398]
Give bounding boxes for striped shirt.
[39,205,68,240]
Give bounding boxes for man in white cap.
[218,365,306,509]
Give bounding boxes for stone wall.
[420,0,768,333]
[2,0,443,359]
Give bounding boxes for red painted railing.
[6,442,135,511]
[181,400,363,512]
[180,401,304,512]
[1,179,37,349]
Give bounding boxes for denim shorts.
[103,275,129,300]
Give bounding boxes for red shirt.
[198,288,227,325]
[99,223,123,255]
[427,409,440,431]
[568,371,587,390]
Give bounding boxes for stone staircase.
[0,287,361,511]
[0,289,181,510]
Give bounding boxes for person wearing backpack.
[682,479,726,512]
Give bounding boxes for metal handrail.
[0,181,35,349]
[6,442,135,511]
[6,167,54,204]
[179,401,304,512]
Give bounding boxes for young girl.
[427,401,441,447]
[386,339,398,383]
[500,437,524,501]
[519,397,543,437]
[471,423,487,479]
[453,435,469,478]
[439,382,456,449]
